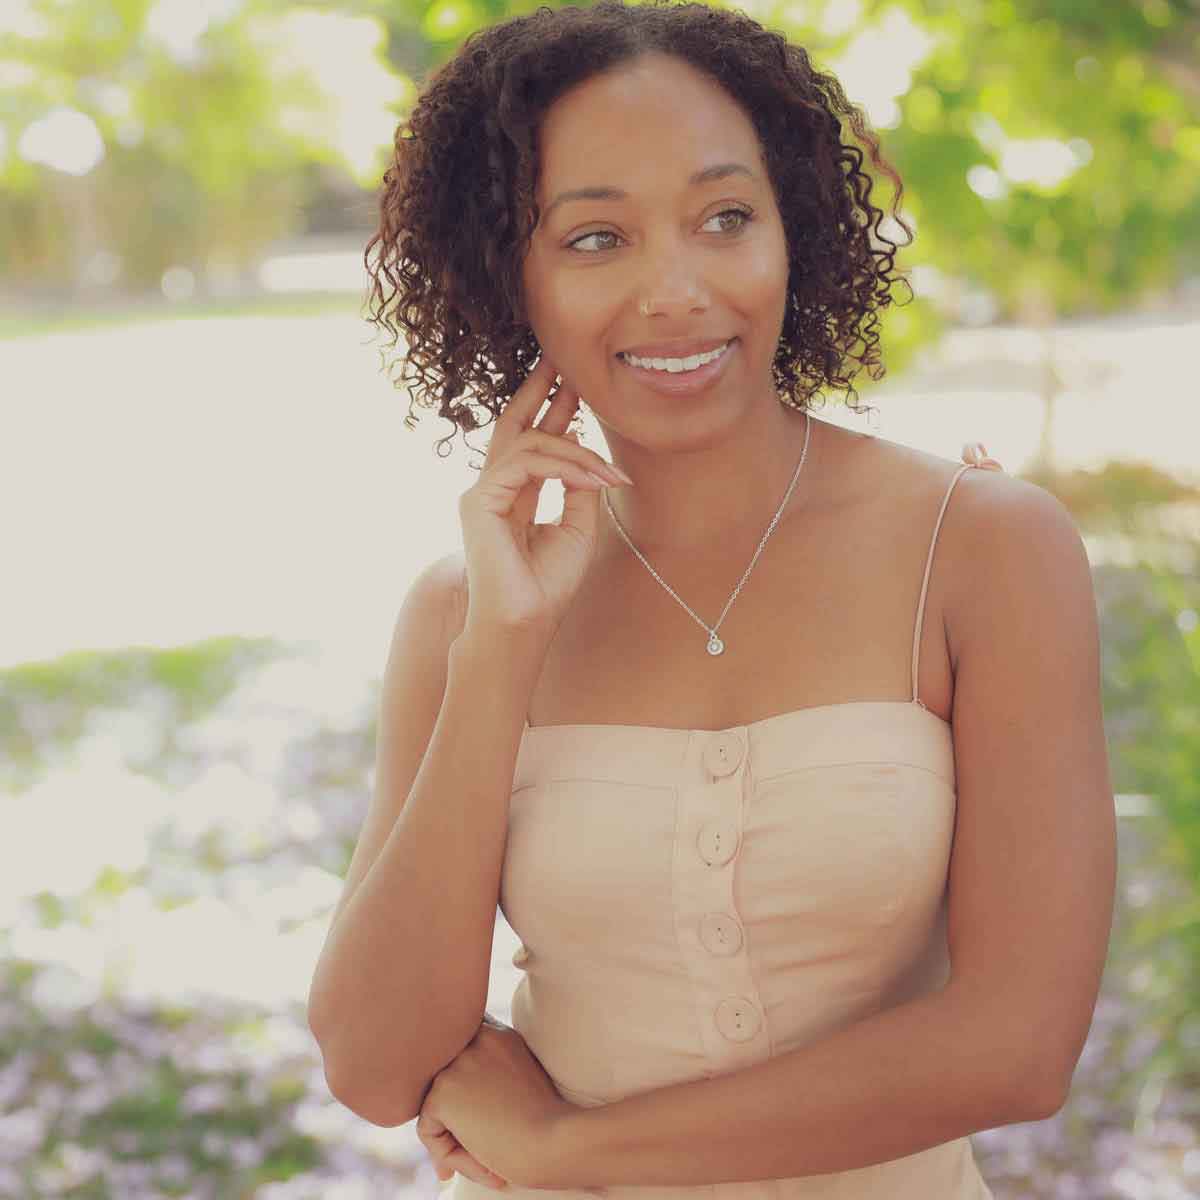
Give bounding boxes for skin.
[520,50,804,561]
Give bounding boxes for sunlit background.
[3,0,1200,1196]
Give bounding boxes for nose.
[635,248,709,317]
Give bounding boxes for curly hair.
[363,0,913,462]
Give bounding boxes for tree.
[0,0,409,293]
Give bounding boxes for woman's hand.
[458,355,633,641]
[416,1016,576,1190]
[416,1107,510,1191]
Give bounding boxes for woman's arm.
[540,979,1047,1187]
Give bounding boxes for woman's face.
[520,52,791,439]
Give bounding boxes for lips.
[619,340,733,370]
[617,337,737,394]
[619,337,733,361]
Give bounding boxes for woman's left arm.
[538,477,1117,1190]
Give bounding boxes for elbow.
[1023,1069,1069,1122]
[948,982,1071,1125]
[1019,1036,1075,1122]
[319,1051,423,1127]
[1001,1057,1069,1125]
[308,1012,423,1128]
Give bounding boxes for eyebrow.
[540,161,756,225]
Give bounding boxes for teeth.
[622,341,729,372]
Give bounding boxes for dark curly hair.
[363,0,913,462]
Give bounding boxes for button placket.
[674,729,769,1073]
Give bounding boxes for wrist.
[449,623,548,688]
[453,620,550,665]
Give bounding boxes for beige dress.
[450,458,999,1200]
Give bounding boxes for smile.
[618,339,733,373]
[616,338,737,396]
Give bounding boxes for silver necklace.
[602,410,812,657]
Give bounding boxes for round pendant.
[706,635,725,656]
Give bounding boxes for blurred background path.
[5,260,1198,675]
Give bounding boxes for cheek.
[539,281,612,365]
[524,249,590,328]
[544,272,608,324]
[736,230,791,308]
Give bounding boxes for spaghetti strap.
[910,462,979,707]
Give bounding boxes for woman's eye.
[568,229,620,253]
[566,207,754,253]
[704,207,754,235]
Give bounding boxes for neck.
[596,402,818,561]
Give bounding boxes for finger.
[560,449,605,540]
[416,1113,457,1176]
[423,1141,472,1188]
[505,353,560,432]
[515,434,628,490]
[444,1143,509,1190]
[533,376,582,438]
[420,1125,509,1191]
[420,1130,456,1182]
[417,1111,448,1138]
[416,1117,453,1161]
[486,354,559,463]
[489,449,610,496]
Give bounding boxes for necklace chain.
[601,411,812,656]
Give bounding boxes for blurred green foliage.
[1103,560,1200,1098]
[0,0,410,289]
[0,635,284,793]
[0,960,328,1197]
[876,0,1200,318]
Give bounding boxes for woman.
[307,1,1116,1196]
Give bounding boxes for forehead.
[536,55,762,191]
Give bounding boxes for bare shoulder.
[385,550,470,664]
[917,445,1082,581]
[909,448,1085,668]
[374,551,471,694]
[845,430,1082,661]
[437,550,470,644]
[853,427,1042,535]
